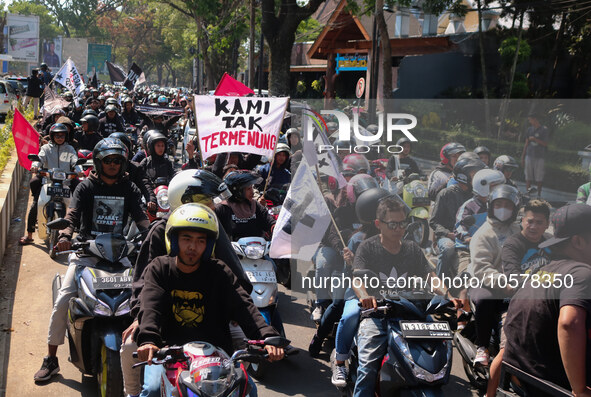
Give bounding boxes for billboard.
[6,14,40,63]
[41,36,62,69]
[63,38,88,79]
[87,43,111,76]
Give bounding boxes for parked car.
[0,80,18,120]
[5,76,27,100]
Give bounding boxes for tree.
[261,0,325,96]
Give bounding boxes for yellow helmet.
[165,203,219,258]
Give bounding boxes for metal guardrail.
[0,150,25,260]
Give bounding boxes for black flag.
[89,67,98,88]
[105,61,127,85]
[123,63,144,90]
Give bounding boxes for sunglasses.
[102,157,124,165]
[53,133,66,139]
[378,219,409,230]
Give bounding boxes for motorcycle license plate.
[399,321,452,339]
[245,270,277,283]
[93,276,132,290]
[412,197,430,206]
[48,186,70,198]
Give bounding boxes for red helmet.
[440,142,466,165]
[342,154,370,176]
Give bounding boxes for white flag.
[269,161,331,261]
[54,58,85,96]
[301,108,347,188]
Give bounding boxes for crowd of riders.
[19,78,591,397]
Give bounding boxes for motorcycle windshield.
[91,234,129,263]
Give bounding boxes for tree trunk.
[248,0,255,88]
[476,0,491,136]
[546,12,566,95]
[376,0,392,100]
[268,40,292,96]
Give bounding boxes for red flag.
[214,73,254,96]
[11,109,40,170]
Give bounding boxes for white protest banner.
[54,58,85,96]
[269,161,331,261]
[193,95,289,160]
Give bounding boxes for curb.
[0,149,25,260]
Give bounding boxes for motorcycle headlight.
[94,299,113,316]
[115,298,131,316]
[156,190,170,210]
[80,277,98,309]
[392,329,451,383]
[52,171,66,181]
[244,245,265,260]
[410,183,427,198]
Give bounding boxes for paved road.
[0,173,480,397]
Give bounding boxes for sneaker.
[311,305,324,322]
[34,355,60,382]
[473,346,490,367]
[308,334,323,358]
[331,363,348,387]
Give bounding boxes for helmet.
[122,96,133,105]
[474,146,491,156]
[342,154,370,176]
[440,142,466,165]
[49,123,69,144]
[63,91,73,100]
[275,143,291,155]
[326,122,338,132]
[81,114,99,132]
[109,132,132,154]
[396,137,411,147]
[40,62,48,70]
[165,203,219,258]
[472,169,506,197]
[142,129,160,150]
[285,128,299,138]
[366,124,379,134]
[355,188,392,224]
[98,95,106,101]
[224,170,263,202]
[105,104,118,113]
[82,109,98,118]
[146,131,167,156]
[168,169,231,211]
[346,174,379,204]
[457,151,481,162]
[91,88,99,95]
[92,138,129,178]
[157,95,168,104]
[493,155,519,173]
[105,98,118,106]
[488,184,520,222]
[453,157,487,185]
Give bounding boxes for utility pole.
[248,0,255,88]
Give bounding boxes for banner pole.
[262,97,290,198]
[192,95,204,167]
[314,164,346,249]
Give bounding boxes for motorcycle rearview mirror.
[154,177,168,187]
[47,218,69,230]
[462,215,476,228]
[263,336,290,348]
[75,158,86,166]
[28,154,40,162]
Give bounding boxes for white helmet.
[472,169,506,198]
[168,169,231,211]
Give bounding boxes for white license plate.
[245,270,276,283]
[93,276,132,290]
[400,321,452,339]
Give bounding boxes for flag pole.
[262,97,290,198]
[315,163,346,249]
[191,95,205,167]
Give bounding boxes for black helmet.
[146,131,167,156]
[440,142,466,165]
[92,138,129,178]
[474,146,491,156]
[40,62,48,70]
[82,109,98,118]
[224,170,263,202]
[49,123,69,144]
[109,132,132,155]
[453,157,487,185]
[105,98,118,106]
[487,184,520,222]
[493,155,519,173]
[355,188,392,224]
[122,96,133,105]
[81,114,99,132]
[105,104,118,114]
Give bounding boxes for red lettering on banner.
[270,135,277,150]
[255,132,263,148]
[238,131,246,146]
[263,133,270,149]
[229,131,239,146]
[210,132,218,149]
[220,131,228,146]
[202,135,212,152]
[248,131,256,146]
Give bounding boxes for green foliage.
[0,110,16,175]
[499,36,532,67]
[8,1,63,39]
[552,121,591,151]
[296,17,322,42]
[296,80,306,94]
[311,79,323,93]
[511,73,530,98]
[421,112,441,129]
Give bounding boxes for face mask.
[494,207,512,222]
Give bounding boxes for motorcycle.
[28,154,84,259]
[48,219,140,397]
[133,336,290,397]
[231,237,286,378]
[341,292,455,397]
[77,149,94,178]
[168,125,182,161]
[147,177,170,223]
[401,175,431,248]
[497,361,572,397]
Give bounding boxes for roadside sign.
[356,78,365,99]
